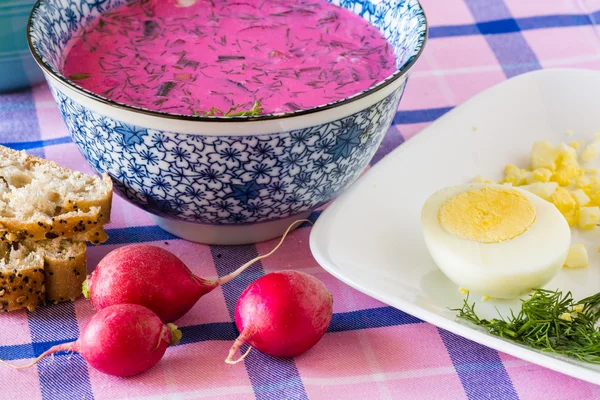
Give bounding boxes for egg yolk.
[437,187,536,243]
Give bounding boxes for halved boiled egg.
[421,183,571,299]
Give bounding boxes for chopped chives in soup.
[61,0,396,115]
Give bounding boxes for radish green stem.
[154,323,181,349]
[82,278,90,298]
[167,323,182,345]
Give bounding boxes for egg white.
[421,183,571,299]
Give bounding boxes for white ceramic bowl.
[28,0,427,244]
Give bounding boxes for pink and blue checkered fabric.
[2,0,600,398]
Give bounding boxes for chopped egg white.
[581,142,598,163]
[559,312,573,322]
[577,206,600,230]
[571,189,590,206]
[520,182,558,201]
[564,244,589,268]
[471,175,493,184]
[421,183,571,299]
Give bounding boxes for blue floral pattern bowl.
[28,0,427,244]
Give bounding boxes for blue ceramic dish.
[27,0,427,244]
[0,0,44,92]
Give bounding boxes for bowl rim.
[27,0,428,123]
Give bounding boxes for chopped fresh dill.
[192,101,263,117]
[451,289,600,363]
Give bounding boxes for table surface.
[2,0,600,399]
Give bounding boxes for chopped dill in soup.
[62,0,396,115]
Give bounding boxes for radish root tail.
[218,219,312,286]
[0,342,76,370]
[226,346,252,365]
[225,328,254,365]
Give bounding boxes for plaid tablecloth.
[2,0,600,399]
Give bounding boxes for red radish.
[1,304,181,377]
[83,220,308,323]
[226,270,333,363]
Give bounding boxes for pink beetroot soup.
[62,0,396,115]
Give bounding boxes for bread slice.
[0,145,112,244]
[36,239,87,303]
[0,241,46,312]
[0,238,87,312]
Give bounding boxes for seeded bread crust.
[0,268,46,312]
[0,239,88,312]
[0,212,109,244]
[0,242,46,312]
[0,145,112,244]
[38,240,87,303]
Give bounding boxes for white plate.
[310,69,600,385]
